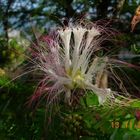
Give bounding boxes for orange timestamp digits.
[111,120,140,129]
[111,121,120,128]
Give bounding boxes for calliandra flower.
[135,110,140,121]
[28,22,132,109]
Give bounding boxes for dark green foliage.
[0,38,25,68]
[1,77,140,139]
[0,76,44,140]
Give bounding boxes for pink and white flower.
[28,22,131,108]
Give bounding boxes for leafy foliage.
[0,38,25,68]
[0,76,140,139]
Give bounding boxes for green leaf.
[131,100,140,108]
[86,92,99,106]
